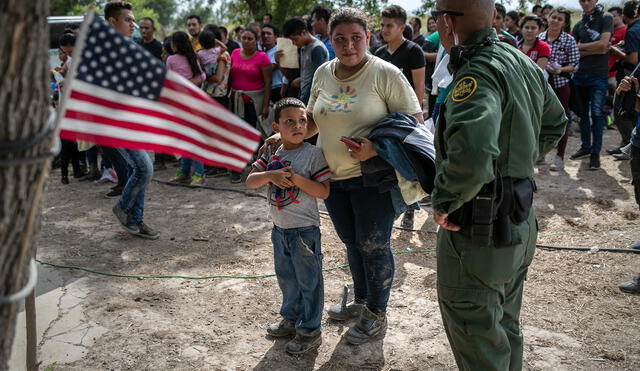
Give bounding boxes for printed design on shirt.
[451,76,477,103]
[328,85,358,113]
[530,51,538,61]
[266,158,301,210]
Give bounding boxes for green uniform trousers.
[437,210,537,371]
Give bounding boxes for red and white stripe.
[59,71,261,172]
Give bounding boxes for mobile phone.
[340,136,362,150]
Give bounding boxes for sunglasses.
[431,9,465,22]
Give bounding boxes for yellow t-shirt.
[190,36,202,52]
[308,56,421,181]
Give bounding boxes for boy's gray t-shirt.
[253,142,331,229]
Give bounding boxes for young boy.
[246,98,331,355]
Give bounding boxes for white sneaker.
[95,168,118,184]
[550,155,564,171]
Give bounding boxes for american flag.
[58,11,260,172]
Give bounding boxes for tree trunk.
[0,0,51,369]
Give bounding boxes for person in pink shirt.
[228,27,272,183]
[166,31,207,185]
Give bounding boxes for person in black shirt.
[410,17,425,47]
[374,5,426,230]
[219,26,239,54]
[136,18,162,60]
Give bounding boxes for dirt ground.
[25,127,640,370]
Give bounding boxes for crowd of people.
[49,0,640,367]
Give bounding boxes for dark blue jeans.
[573,73,608,154]
[272,225,324,331]
[324,177,395,313]
[117,149,153,224]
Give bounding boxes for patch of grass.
[43,362,57,371]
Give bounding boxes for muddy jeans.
[324,176,395,313]
[272,225,323,331]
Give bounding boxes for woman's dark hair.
[283,17,310,37]
[171,31,200,78]
[329,7,369,35]
[495,3,506,18]
[162,36,174,56]
[203,24,222,41]
[623,1,640,19]
[550,8,573,33]
[198,31,216,49]
[520,15,544,29]
[412,17,422,30]
[403,23,413,40]
[506,11,520,26]
[542,4,554,11]
[59,33,76,47]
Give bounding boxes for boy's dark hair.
[311,5,331,23]
[104,1,132,21]
[187,15,201,24]
[403,23,413,40]
[381,5,407,24]
[506,11,520,25]
[262,23,280,37]
[283,17,310,37]
[609,6,623,15]
[198,31,216,49]
[140,17,155,28]
[59,33,76,47]
[263,13,273,20]
[520,15,544,29]
[495,3,506,18]
[623,1,640,19]
[274,98,306,122]
[329,7,368,35]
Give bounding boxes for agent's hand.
[269,166,293,188]
[348,137,377,162]
[433,212,461,232]
[258,133,282,159]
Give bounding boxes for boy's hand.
[269,166,294,188]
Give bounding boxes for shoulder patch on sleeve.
[451,76,478,103]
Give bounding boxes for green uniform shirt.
[432,28,567,215]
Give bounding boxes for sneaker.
[549,155,564,172]
[606,147,622,155]
[95,168,117,184]
[613,152,631,161]
[105,186,123,199]
[588,153,600,170]
[327,300,365,321]
[344,306,387,345]
[570,147,591,160]
[618,275,640,295]
[401,209,414,229]
[170,170,191,183]
[190,173,205,185]
[113,204,139,234]
[230,172,242,184]
[112,203,129,226]
[135,221,159,240]
[285,329,321,355]
[266,319,296,338]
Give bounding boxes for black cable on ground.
[536,245,640,254]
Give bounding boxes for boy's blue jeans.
[271,225,324,331]
[323,176,396,314]
[117,149,153,224]
[573,73,609,154]
[180,158,204,176]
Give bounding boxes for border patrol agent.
[430,1,567,369]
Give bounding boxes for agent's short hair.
[283,17,310,37]
[381,5,407,25]
[274,98,306,122]
[329,7,368,35]
[104,1,132,21]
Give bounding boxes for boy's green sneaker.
[170,169,190,183]
[266,319,296,338]
[190,173,205,185]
